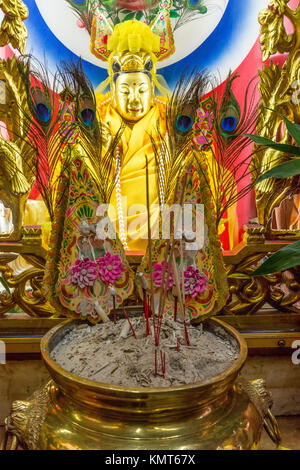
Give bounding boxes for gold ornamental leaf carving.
[259,1,294,62]
[0,0,29,55]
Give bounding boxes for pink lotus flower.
[153,261,174,289]
[184,266,208,298]
[97,252,124,284]
[70,258,99,289]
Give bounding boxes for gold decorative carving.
[5,381,51,450]
[0,234,55,318]
[239,378,283,448]
[253,0,300,233]
[0,56,35,241]
[238,378,273,417]
[22,226,43,246]
[0,0,28,55]
[223,226,300,315]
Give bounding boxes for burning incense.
[123,307,137,339]
[113,296,117,325]
[144,290,150,336]
[109,286,117,325]
[183,307,191,346]
[174,296,178,322]
[172,252,184,321]
[157,169,189,333]
[145,156,155,325]
[160,350,166,378]
[137,272,150,336]
[157,176,181,320]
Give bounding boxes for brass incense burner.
[6,318,278,450]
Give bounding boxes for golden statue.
[253,0,300,231]
[94,20,171,251]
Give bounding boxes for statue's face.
[113,72,153,122]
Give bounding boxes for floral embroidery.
[184,266,208,298]
[97,252,124,284]
[153,261,174,289]
[70,258,99,289]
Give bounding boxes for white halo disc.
[35,0,229,69]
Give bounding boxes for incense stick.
[179,239,186,319]
[158,169,189,333]
[145,156,155,320]
[172,252,184,321]
[123,307,137,339]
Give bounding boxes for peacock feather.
[11,57,121,220]
[151,68,209,205]
[193,73,260,228]
[13,56,74,220]
[58,59,122,204]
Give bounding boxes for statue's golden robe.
[97,94,167,251]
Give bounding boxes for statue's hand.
[101,121,113,147]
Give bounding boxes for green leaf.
[251,240,300,276]
[257,158,300,182]
[136,10,143,21]
[0,277,10,293]
[244,133,300,156]
[123,12,135,21]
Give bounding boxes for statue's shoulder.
[154,96,169,109]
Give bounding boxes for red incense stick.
[143,290,150,336]
[174,296,178,322]
[160,350,166,377]
[123,307,137,339]
[183,307,190,346]
[113,295,117,325]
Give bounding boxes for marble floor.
[1,416,300,450]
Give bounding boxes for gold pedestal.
[5,318,279,450]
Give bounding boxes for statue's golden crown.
[90,0,175,76]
